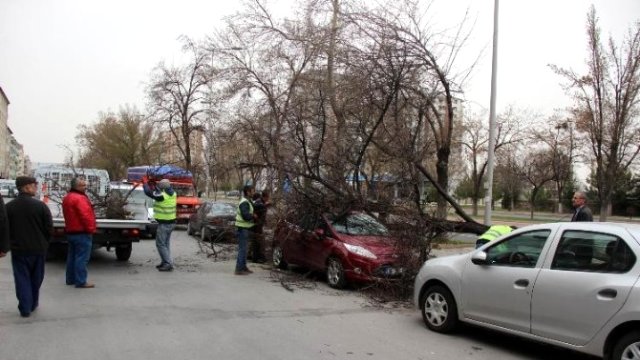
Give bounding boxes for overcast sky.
[1,0,638,164]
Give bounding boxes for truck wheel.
[115,244,132,261]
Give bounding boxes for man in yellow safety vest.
[235,185,256,275]
[476,225,515,249]
[143,178,177,272]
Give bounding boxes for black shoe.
[20,312,30,318]
[155,263,164,269]
[158,265,174,272]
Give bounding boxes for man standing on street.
[571,191,593,222]
[0,192,9,259]
[62,177,97,288]
[143,178,177,271]
[250,189,270,263]
[6,176,53,317]
[235,185,256,275]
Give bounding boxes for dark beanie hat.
[15,176,37,188]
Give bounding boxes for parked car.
[225,190,240,197]
[272,211,403,289]
[187,201,236,242]
[413,222,640,360]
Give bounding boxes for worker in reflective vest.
[234,185,256,275]
[143,178,177,272]
[476,225,515,249]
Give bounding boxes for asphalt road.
[0,230,596,360]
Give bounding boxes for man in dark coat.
[0,192,9,258]
[6,176,53,317]
[571,191,594,222]
[249,190,270,263]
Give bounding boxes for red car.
[272,212,403,288]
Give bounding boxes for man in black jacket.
[6,176,53,317]
[0,193,9,258]
[571,191,594,222]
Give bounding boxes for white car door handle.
[514,279,529,287]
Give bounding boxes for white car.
[414,222,640,360]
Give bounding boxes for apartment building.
[0,86,30,179]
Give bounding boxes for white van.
[33,165,110,216]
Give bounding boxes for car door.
[288,215,326,270]
[461,229,552,333]
[531,227,639,345]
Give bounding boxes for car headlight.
[344,244,377,259]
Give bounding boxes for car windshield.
[330,213,389,236]
[172,183,195,197]
[208,203,236,216]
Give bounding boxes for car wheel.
[326,257,347,289]
[612,331,640,360]
[200,227,209,242]
[420,285,458,333]
[187,222,194,236]
[272,244,288,270]
[115,244,132,261]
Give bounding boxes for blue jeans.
[236,228,250,271]
[66,234,92,287]
[156,222,175,266]
[12,253,45,316]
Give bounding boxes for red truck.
[127,165,201,224]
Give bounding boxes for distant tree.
[530,112,577,213]
[495,144,524,211]
[551,6,640,220]
[520,149,556,220]
[459,106,524,215]
[75,105,163,179]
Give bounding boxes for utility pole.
[484,0,499,225]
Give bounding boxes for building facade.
[0,87,9,178]
[0,86,30,179]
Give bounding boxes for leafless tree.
[551,6,640,220]
[146,37,212,185]
[520,148,556,220]
[529,112,576,214]
[459,105,523,215]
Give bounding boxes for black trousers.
[249,227,266,261]
[11,253,45,316]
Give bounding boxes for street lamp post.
[484,0,500,225]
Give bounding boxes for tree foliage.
[76,106,163,179]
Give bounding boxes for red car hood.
[339,235,398,256]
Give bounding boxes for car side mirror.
[471,251,488,265]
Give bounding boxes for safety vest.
[153,191,177,221]
[478,225,512,241]
[235,197,254,229]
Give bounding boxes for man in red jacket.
[62,177,97,288]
